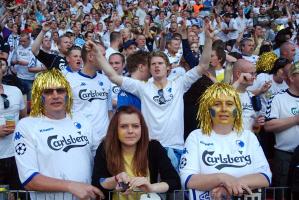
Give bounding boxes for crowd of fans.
[0,0,299,199]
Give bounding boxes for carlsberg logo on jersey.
[202,150,252,170]
[79,89,108,101]
[47,134,89,152]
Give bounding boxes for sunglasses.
[1,94,9,109]
[42,88,67,96]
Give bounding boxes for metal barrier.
[0,187,294,200]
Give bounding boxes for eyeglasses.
[1,94,9,109]
[158,89,166,104]
[42,88,67,96]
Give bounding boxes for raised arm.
[31,22,51,56]
[85,41,123,86]
[197,20,213,72]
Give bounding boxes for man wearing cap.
[123,40,137,57]
[265,62,299,187]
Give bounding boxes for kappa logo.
[80,82,86,86]
[47,134,89,152]
[202,150,252,170]
[14,132,24,141]
[79,89,108,101]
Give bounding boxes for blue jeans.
[164,147,184,172]
[18,78,33,101]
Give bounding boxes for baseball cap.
[123,40,137,49]
[290,62,299,75]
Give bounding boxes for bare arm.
[238,174,269,189]
[31,22,51,56]
[187,173,222,191]
[85,41,123,86]
[188,173,252,196]
[26,174,104,199]
[197,21,213,73]
[264,116,299,133]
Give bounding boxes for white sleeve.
[13,119,40,186]
[121,77,144,98]
[179,130,201,189]
[265,94,280,119]
[178,67,201,93]
[248,73,265,91]
[249,131,272,184]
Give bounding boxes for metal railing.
[0,187,294,200]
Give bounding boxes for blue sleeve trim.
[22,172,40,188]
[184,174,194,189]
[260,173,271,185]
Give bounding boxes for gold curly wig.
[197,82,243,135]
[30,69,73,117]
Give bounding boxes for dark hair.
[212,47,226,66]
[84,31,93,39]
[269,58,291,75]
[148,51,170,67]
[259,44,272,56]
[108,52,125,64]
[110,31,121,43]
[66,46,82,57]
[212,39,226,49]
[126,51,150,73]
[104,106,149,176]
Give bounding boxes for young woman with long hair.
[92,106,180,199]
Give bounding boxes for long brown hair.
[104,106,149,176]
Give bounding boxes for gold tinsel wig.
[30,69,73,117]
[256,51,278,73]
[197,82,243,135]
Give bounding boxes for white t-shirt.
[239,91,256,131]
[168,67,186,81]
[0,85,25,159]
[14,115,96,200]
[266,89,299,152]
[66,71,112,145]
[121,67,201,149]
[249,73,288,114]
[242,54,259,65]
[12,45,36,80]
[227,18,239,40]
[180,129,272,200]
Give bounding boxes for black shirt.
[0,36,10,54]
[92,140,181,198]
[36,49,68,70]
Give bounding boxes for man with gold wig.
[13,69,104,199]
[180,82,271,200]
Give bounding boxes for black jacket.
[92,140,181,198]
